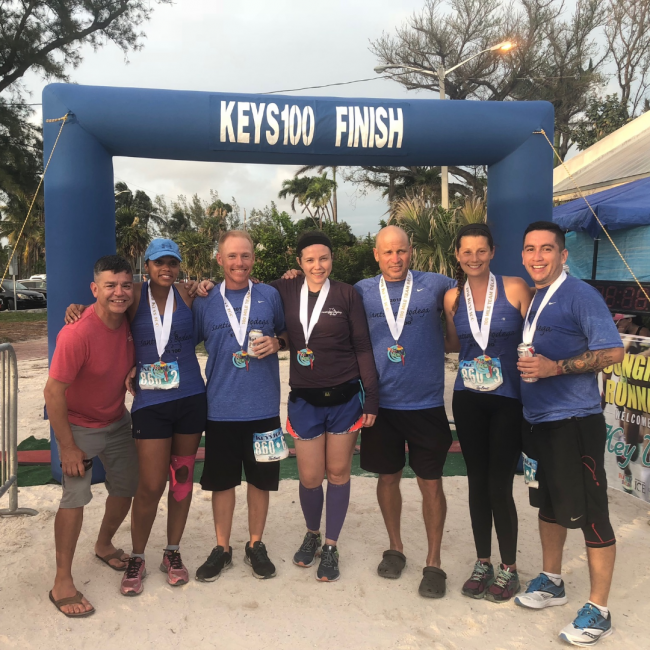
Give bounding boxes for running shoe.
[160,549,189,586]
[461,560,494,599]
[244,541,276,579]
[120,557,146,596]
[485,564,520,603]
[195,546,233,583]
[558,603,612,646]
[316,544,340,582]
[293,532,322,567]
[514,572,568,609]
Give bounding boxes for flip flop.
[419,566,447,599]
[49,590,95,618]
[95,548,129,571]
[377,550,406,579]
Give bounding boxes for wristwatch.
[276,337,287,351]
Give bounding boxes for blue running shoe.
[514,572,568,609]
[559,603,612,646]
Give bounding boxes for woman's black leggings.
[452,390,523,566]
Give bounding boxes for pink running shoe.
[120,557,146,596]
[160,550,189,586]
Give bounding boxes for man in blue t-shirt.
[355,225,455,599]
[514,221,623,647]
[192,231,288,583]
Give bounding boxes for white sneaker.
[514,572,568,609]
[559,603,613,646]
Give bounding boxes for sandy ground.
[4,346,650,649]
[1,479,649,650]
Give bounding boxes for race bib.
[253,428,289,463]
[459,355,503,392]
[139,360,180,390]
[522,453,539,489]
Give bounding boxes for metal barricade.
[0,343,37,516]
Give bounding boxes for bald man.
[354,225,455,598]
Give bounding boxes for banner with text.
[600,334,650,501]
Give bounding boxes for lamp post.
[374,41,515,209]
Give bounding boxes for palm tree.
[115,207,151,271]
[390,196,460,277]
[175,231,213,280]
[295,165,339,223]
[278,176,318,223]
[0,190,45,278]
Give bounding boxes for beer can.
[247,329,264,357]
[517,342,538,383]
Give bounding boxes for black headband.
[296,232,333,256]
[456,222,492,240]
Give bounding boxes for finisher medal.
[379,271,413,367]
[298,278,330,370]
[387,344,405,365]
[220,279,253,371]
[232,349,250,371]
[297,347,315,369]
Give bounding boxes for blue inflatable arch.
[42,83,553,476]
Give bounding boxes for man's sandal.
[377,550,406,579]
[49,590,95,618]
[95,548,129,571]
[418,566,447,598]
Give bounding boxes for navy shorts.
[287,394,364,441]
[131,393,207,439]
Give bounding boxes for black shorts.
[131,393,207,439]
[200,417,281,492]
[360,406,452,480]
[523,413,611,530]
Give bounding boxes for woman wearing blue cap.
[65,238,206,597]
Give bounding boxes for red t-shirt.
[49,305,135,428]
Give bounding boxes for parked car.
[0,280,47,310]
[18,278,47,299]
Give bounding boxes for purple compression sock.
[325,480,351,543]
[299,482,324,532]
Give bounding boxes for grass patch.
[0,312,47,322]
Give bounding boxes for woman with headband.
[443,223,533,603]
[271,231,379,582]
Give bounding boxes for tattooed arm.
[517,347,624,379]
[558,348,624,375]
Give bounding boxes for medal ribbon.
[464,272,497,352]
[522,271,567,345]
[148,282,174,360]
[379,270,413,343]
[220,280,253,348]
[299,278,330,347]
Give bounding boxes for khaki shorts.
[57,411,138,509]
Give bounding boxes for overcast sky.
[22,0,434,235]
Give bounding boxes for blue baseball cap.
[145,238,182,262]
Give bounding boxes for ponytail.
[452,261,465,315]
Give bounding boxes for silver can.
[517,342,538,383]
[247,329,264,357]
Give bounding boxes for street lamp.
[374,41,516,208]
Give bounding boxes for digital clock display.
[585,280,650,314]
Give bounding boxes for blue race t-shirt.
[355,271,455,410]
[193,282,286,422]
[521,275,622,424]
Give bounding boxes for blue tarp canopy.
[553,176,650,239]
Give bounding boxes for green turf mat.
[17,436,51,451]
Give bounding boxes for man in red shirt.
[44,255,138,617]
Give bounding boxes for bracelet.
[276,337,287,351]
